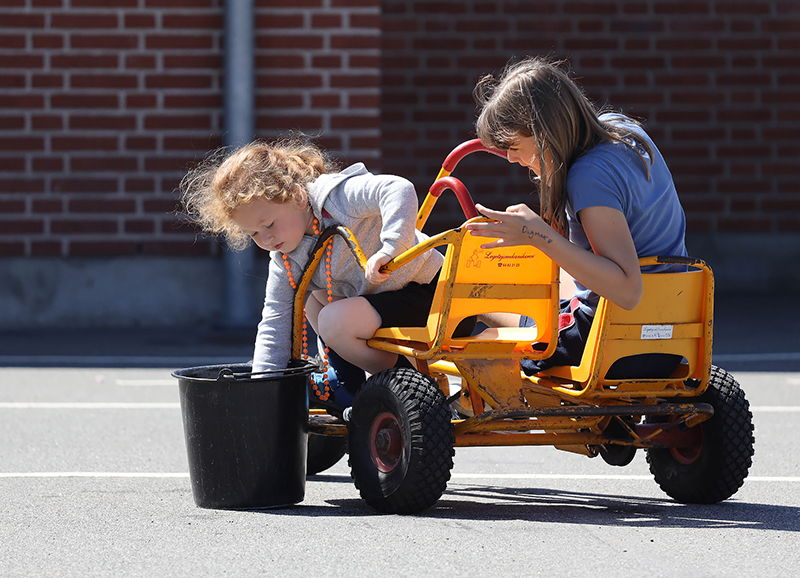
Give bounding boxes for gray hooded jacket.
[252,164,444,372]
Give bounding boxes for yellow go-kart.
[300,141,755,515]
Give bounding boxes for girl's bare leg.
[317,296,398,374]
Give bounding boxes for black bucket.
[171,361,315,509]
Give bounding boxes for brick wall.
[0,0,381,258]
[1,0,798,258]
[381,0,800,235]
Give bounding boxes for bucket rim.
[171,359,317,383]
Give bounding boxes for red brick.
[72,34,139,50]
[255,13,305,29]
[146,34,215,50]
[71,157,139,172]
[32,200,64,213]
[32,115,64,130]
[125,54,158,69]
[51,55,118,69]
[164,94,223,108]
[0,115,24,129]
[125,14,156,28]
[162,13,222,29]
[126,94,158,108]
[311,14,342,28]
[2,54,44,68]
[331,74,379,89]
[0,158,24,171]
[0,220,44,234]
[144,155,197,171]
[32,74,65,88]
[125,219,155,234]
[257,73,323,89]
[73,0,137,6]
[30,242,62,256]
[145,74,214,89]
[144,114,213,130]
[143,199,182,213]
[52,136,118,151]
[256,114,324,131]
[69,199,136,213]
[0,242,25,256]
[69,241,137,256]
[71,74,139,90]
[51,14,118,28]
[0,178,45,193]
[0,73,25,88]
[257,34,324,50]
[0,137,44,150]
[1,13,45,27]
[50,178,118,193]
[258,0,323,6]
[32,157,64,171]
[163,54,223,69]
[68,115,137,130]
[0,34,25,49]
[126,136,157,149]
[125,178,156,192]
[0,199,25,212]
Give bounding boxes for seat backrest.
[543,258,714,396]
[441,226,559,345]
[372,223,560,359]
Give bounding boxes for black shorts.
[362,270,476,337]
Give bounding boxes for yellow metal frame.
[302,140,717,454]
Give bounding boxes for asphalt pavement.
[1,290,799,578]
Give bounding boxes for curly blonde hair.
[179,138,337,250]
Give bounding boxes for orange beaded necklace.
[281,216,334,401]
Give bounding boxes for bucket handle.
[216,361,319,381]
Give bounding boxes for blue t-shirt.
[566,114,687,310]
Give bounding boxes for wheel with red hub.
[645,365,755,503]
[348,367,454,514]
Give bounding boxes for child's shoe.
[308,364,355,412]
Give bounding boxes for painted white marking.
[0,472,797,482]
[0,355,244,366]
[713,352,800,362]
[750,406,800,412]
[451,474,800,482]
[115,379,175,386]
[0,472,189,478]
[0,402,180,409]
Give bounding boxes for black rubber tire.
[306,433,348,476]
[348,367,454,514]
[645,365,755,503]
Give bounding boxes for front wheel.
[348,368,454,514]
[645,365,755,503]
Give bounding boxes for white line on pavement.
[0,402,180,409]
[0,472,797,482]
[1,403,797,411]
[115,379,175,386]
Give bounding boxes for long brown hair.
[474,56,653,237]
[180,137,337,250]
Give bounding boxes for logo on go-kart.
[465,249,535,268]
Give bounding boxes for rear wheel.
[348,368,454,514]
[645,365,754,503]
